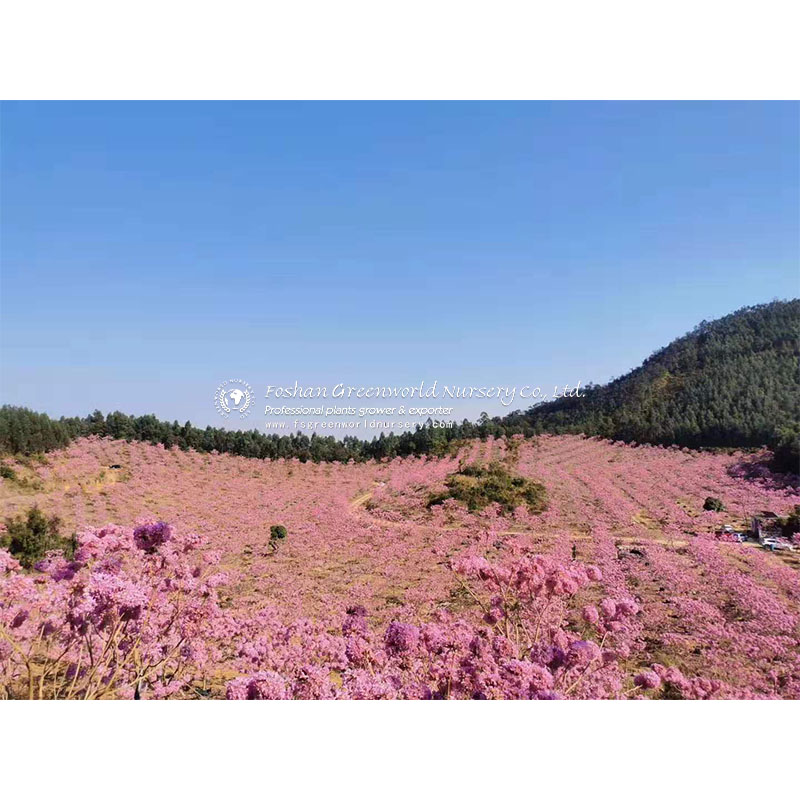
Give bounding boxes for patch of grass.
[384,594,405,607]
[445,582,476,613]
[0,464,17,481]
[0,462,44,491]
[428,462,547,515]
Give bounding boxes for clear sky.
[1,102,798,432]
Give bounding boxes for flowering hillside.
[1,435,798,699]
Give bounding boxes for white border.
[1,1,797,793]
[1,1,798,99]
[1,701,795,792]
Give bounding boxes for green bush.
[703,497,726,512]
[780,505,800,536]
[0,464,16,480]
[270,524,288,541]
[1,506,76,568]
[771,426,800,474]
[428,462,547,515]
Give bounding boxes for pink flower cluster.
[219,551,650,699]
[0,521,229,699]
[1,521,671,699]
[2,433,798,699]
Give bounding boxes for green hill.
[518,299,799,467]
[2,300,798,470]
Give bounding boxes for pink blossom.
[634,671,662,690]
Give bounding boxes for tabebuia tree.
[1,517,765,699]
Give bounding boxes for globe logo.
[214,379,253,418]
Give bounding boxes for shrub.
[771,425,800,474]
[703,496,726,512]
[428,462,547,514]
[780,505,800,536]
[0,464,16,480]
[0,507,75,568]
[270,524,288,540]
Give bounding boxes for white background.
[2,701,796,794]
[1,1,798,99]
[1,0,798,794]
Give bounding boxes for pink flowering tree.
[224,552,645,700]
[0,522,228,699]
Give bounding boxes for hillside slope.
[2,301,798,466]
[2,434,799,697]
[520,300,800,453]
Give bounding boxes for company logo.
[214,378,254,418]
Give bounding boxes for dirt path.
[350,491,373,508]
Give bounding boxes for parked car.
[715,525,748,543]
[761,537,795,552]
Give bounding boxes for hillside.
[2,435,799,698]
[516,300,799,461]
[1,301,798,467]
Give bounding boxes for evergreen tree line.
[1,300,797,471]
[0,404,532,463]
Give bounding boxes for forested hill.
[1,301,798,470]
[515,299,799,463]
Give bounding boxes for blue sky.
[1,102,798,431]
